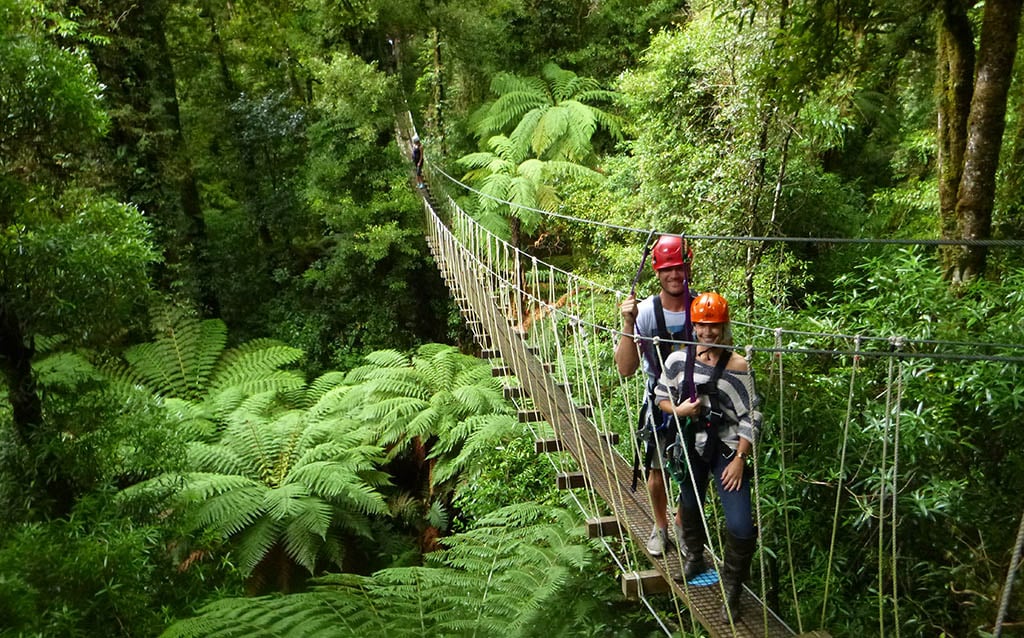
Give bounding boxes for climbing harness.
[664,349,733,482]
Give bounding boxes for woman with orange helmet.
[654,291,761,623]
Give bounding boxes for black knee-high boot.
[720,530,757,622]
[674,507,707,582]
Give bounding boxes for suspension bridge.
[397,120,1024,638]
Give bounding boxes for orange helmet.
[691,292,730,323]
[651,235,686,271]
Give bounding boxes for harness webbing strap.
[679,238,696,401]
[690,350,732,462]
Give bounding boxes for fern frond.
[362,372,431,401]
[234,517,283,576]
[125,315,227,399]
[32,351,97,388]
[185,478,267,536]
[431,414,519,484]
[531,106,570,158]
[124,342,190,397]
[280,498,333,570]
[211,342,305,394]
[395,406,443,442]
[412,348,457,392]
[186,441,246,474]
[262,483,313,521]
[359,396,429,423]
[359,348,409,369]
[486,134,527,164]
[164,503,597,637]
[413,343,451,359]
[305,371,347,403]
[457,150,502,171]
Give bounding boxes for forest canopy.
[1,0,1022,636]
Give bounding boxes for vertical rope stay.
[775,327,802,633]
[581,285,634,566]
[650,336,700,637]
[891,339,904,638]
[994,506,1024,637]
[878,344,895,636]
[822,336,862,627]
[746,343,770,637]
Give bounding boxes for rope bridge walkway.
[398,118,1024,638]
[423,189,807,638]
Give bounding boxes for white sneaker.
[646,526,669,556]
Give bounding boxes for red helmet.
[651,235,687,271]
[691,292,730,323]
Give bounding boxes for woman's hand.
[674,398,701,418]
[721,455,745,492]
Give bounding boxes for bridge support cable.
[821,338,861,627]
[421,190,800,637]
[773,331,803,633]
[994,506,1024,637]
[877,344,905,637]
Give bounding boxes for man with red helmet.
[615,234,691,557]
[655,291,761,623]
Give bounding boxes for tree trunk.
[937,0,1022,283]
[951,0,1022,282]
[433,28,446,155]
[936,0,974,271]
[0,301,74,517]
[74,0,215,311]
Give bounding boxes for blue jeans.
[677,446,755,539]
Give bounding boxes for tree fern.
[160,504,599,638]
[121,377,390,588]
[109,309,304,410]
[345,345,511,456]
[474,63,623,164]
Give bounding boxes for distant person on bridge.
[655,291,761,623]
[412,134,425,189]
[614,235,691,558]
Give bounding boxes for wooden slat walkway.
[423,211,801,638]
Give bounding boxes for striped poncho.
[653,350,762,458]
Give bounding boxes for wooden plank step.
[492,363,552,376]
[621,570,671,599]
[586,516,624,539]
[600,431,620,445]
[503,386,527,399]
[518,410,543,423]
[556,472,588,490]
[534,438,564,453]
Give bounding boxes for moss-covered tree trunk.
[937,0,1022,283]
[936,0,973,274]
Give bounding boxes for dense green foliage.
[1,0,1023,636]
[160,504,655,638]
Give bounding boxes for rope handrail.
[427,161,1024,361]
[429,159,1024,248]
